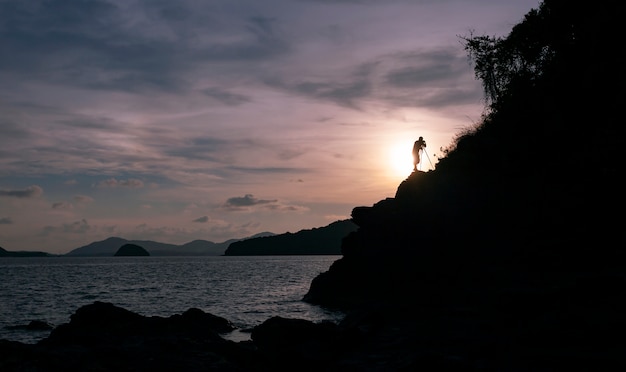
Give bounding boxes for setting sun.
[388,141,416,178]
[386,137,436,179]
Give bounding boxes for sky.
[0,0,540,254]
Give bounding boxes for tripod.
[417,148,434,170]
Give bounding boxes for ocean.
[0,255,344,344]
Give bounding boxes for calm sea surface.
[0,255,344,344]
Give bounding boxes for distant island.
[224,219,357,256]
[114,243,150,257]
[0,246,53,257]
[64,234,273,257]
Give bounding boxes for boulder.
[251,316,340,366]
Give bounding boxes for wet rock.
[251,316,340,367]
[6,320,53,331]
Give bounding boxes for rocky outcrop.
[301,2,626,368]
[0,301,257,371]
[114,243,150,256]
[0,301,430,371]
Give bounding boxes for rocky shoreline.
[0,301,428,371]
[5,285,626,371]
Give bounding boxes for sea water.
[0,255,344,344]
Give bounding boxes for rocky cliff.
[299,1,626,367]
[304,0,625,312]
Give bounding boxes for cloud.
[277,148,306,160]
[301,0,381,3]
[0,185,43,198]
[164,137,243,162]
[95,178,144,189]
[0,217,13,224]
[202,87,252,106]
[386,65,456,87]
[73,195,94,203]
[0,2,290,93]
[52,202,74,210]
[223,194,277,210]
[265,63,374,109]
[41,219,94,236]
[193,216,209,223]
[263,47,477,110]
[384,49,467,88]
[227,166,304,174]
[378,48,481,108]
[221,194,309,212]
[263,203,309,212]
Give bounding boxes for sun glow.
[387,141,416,178]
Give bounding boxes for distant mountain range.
[1,220,358,257]
[224,219,358,256]
[64,233,275,257]
[65,220,357,256]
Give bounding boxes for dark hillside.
[224,220,357,255]
[305,0,625,308]
[304,1,626,367]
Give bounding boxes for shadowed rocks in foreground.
[0,301,428,371]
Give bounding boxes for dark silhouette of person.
[412,136,426,171]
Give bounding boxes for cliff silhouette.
[304,0,624,311]
[297,3,626,367]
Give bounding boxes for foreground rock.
[0,301,431,371]
[0,302,259,371]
